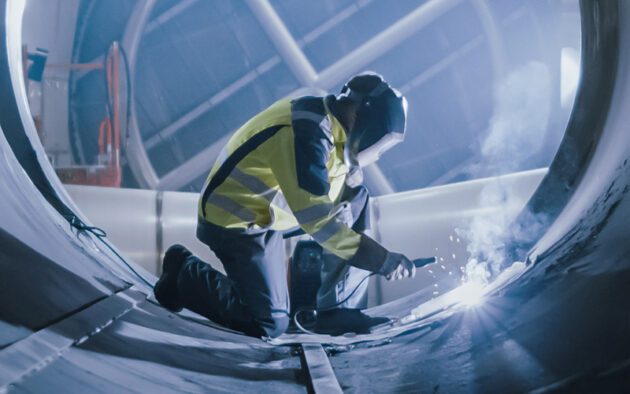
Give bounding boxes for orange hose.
[98,120,105,154]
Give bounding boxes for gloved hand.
[381,252,416,281]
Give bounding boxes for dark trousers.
[179,220,289,338]
[183,186,370,338]
[318,185,371,309]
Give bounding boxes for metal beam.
[315,0,462,90]
[122,0,159,189]
[145,0,199,34]
[428,154,479,187]
[144,0,369,155]
[364,164,395,195]
[156,133,230,190]
[398,35,483,94]
[301,344,343,394]
[298,0,374,47]
[154,86,326,191]
[151,0,460,191]
[145,56,280,151]
[245,0,317,87]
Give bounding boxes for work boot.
[154,244,192,312]
[314,308,391,336]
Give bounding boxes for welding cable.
[117,45,132,149]
[64,214,154,288]
[292,257,437,334]
[293,272,377,335]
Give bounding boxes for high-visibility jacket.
[197,95,389,273]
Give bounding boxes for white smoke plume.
[459,61,552,284]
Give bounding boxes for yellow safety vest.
[197,95,365,261]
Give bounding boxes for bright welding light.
[457,282,485,307]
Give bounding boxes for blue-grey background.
[69,0,581,193]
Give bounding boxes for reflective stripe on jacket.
[197,95,388,272]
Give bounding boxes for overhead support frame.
[314,0,462,90]
[122,0,461,192]
[245,0,317,87]
[145,0,199,35]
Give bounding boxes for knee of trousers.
[254,314,289,338]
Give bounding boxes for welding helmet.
[340,72,407,185]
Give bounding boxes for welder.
[155,72,426,338]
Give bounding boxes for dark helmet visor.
[350,88,407,166]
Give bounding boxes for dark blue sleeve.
[291,97,334,196]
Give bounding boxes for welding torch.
[413,256,437,268]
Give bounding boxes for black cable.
[320,272,376,312]
[292,257,436,334]
[103,46,114,144]
[293,272,376,335]
[117,45,132,149]
[64,214,154,288]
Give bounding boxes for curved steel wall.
[1,0,629,392]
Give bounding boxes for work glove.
[380,252,416,281]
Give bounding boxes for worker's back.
[197,96,349,235]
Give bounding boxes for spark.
[456,282,486,307]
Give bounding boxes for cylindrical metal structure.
[1,0,630,392]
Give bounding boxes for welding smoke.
[459,61,552,283]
